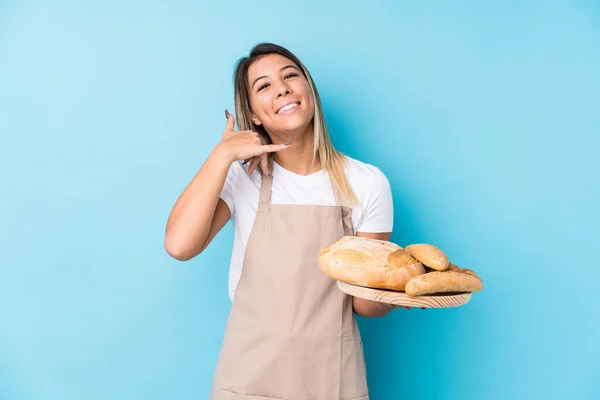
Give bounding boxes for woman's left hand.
[386,304,425,311]
[353,298,424,317]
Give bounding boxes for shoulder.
[225,160,257,185]
[341,155,394,232]
[224,160,263,198]
[342,155,391,192]
[227,160,245,177]
[222,161,247,199]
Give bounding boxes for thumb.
[224,109,235,131]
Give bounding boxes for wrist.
[212,143,235,166]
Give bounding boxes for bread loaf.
[460,268,479,278]
[446,262,461,273]
[318,236,426,290]
[405,244,449,271]
[405,270,483,296]
[448,262,481,279]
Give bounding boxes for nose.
[275,81,291,98]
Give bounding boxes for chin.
[279,121,312,135]
[270,114,313,133]
[281,119,309,131]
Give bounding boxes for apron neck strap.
[259,173,272,205]
[259,170,346,207]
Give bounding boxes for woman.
[165,43,402,400]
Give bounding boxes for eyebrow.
[251,65,299,90]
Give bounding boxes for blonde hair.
[232,42,359,206]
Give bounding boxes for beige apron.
[209,172,369,400]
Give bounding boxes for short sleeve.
[356,168,394,233]
[219,162,239,215]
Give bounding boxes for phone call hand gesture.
[220,110,290,175]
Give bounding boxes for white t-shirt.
[219,156,394,302]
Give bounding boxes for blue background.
[1,1,599,399]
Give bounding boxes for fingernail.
[225,109,230,119]
[284,140,292,146]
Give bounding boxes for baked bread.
[446,262,461,273]
[318,236,426,290]
[460,268,479,278]
[448,262,481,279]
[405,270,483,296]
[405,244,449,271]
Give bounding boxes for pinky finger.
[248,157,260,175]
[263,142,292,153]
[260,153,269,176]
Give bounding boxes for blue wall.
[1,1,598,399]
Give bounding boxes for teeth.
[277,103,299,114]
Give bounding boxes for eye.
[256,73,298,92]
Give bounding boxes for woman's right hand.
[218,110,290,175]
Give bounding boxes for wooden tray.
[337,281,472,308]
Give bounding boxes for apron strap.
[259,173,272,205]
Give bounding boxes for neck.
[271,124,321,176]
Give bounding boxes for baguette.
[405,270,483,296]
[448,262,481,279]
[447,262,461,273]
[459,268,479,279]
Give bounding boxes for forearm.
[352,297,394,318]
[164,145,232,260]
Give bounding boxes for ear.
[251,113,262,126]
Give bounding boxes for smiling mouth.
[276,102,301,114]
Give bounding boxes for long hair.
[232,42,359,206]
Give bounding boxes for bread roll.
[405,244,449,271]
[318,236,425,290]
[405,271,483,296]
[460,268,479,278]
[448,262,481,279]
[447,262,461,273]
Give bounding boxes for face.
[247,54,315,136]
